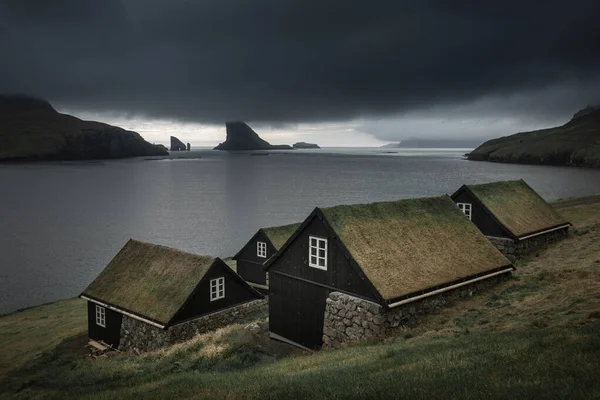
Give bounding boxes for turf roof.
[263,223,301,250]
[465,180,569,238]
[320,196,512,301]
[82,239,216,325]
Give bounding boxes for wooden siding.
[235,230,274,285]
[269,216,377,299]
[452,189,511,238]
[87,301,122,348]
[268,215,379,349]
[237,260,268,285]
[269,273,329,350]
[171,260,261,324]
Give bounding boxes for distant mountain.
[0,94,167,161]
[468,107,600,168]
[381,138,483,148]
[214,122,293,150]
[293,142,320,149]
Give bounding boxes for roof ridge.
[466,179,522,188]
[262,222,301,231]
[318,195,449,212]
[128,238,216,261]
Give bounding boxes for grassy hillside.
[468,108,600,168]
[1,199,599,399]
[0,299,87,375]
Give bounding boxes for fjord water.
[2,148,600,314]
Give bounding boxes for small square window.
[308,236,328,270]
[457,202,472,220]
[257,241,267,258]
[210,277,225,301]
[95,305,106,327]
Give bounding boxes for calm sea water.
[2,148,600,314]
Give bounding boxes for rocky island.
[170,136,188,151]
[468,106,600,168]
[293,142,320,149]
[0,94,168,161]
[214,121,293,150]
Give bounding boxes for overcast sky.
[1,1,599,146]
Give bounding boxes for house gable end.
[265,208,320,271]
[169,259,262,325]
[452,186,514,239]
[233,230,277,261]
[235,230,276,285]
[235,230,277,263]
[268,210,382,302]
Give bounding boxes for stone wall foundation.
[119,299,266,353]
[487,227,568,262]
[322,274,511,349]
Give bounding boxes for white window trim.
[210,277,225,301]
[257,241,267,258]
[308,236,328,270]
[95,305,106,327]
[457,202,472,220]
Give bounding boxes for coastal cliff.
[214,122,293,150]
[0,94,168,161]
[468,107,600,168]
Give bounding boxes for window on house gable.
[95,305,106,327]
[309,236,328,270]
[210,277,225,301]
[257,241,267,258]
[457,202,472,220]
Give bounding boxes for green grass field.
[1,199,599,399]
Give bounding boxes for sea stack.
[170,136,187,151]
[214,122,293,151]
[0,94,168,161]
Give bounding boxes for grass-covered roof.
[263,223,301,250]
[320,196,511,301]
[466,180,569,238]
[82,239,215,325]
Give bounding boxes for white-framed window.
[95,305,106,327]
[457,202,472,220]
[257,241,267,258]
[309,236,328,270]
[210,277,225,301]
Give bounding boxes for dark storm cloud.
[1,0,599,124]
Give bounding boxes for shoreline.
[2,194,599,318]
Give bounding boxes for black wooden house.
[265,196,513,350]
[451,180,571,242]
[80,239,262,349]
[233,223,300,288]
